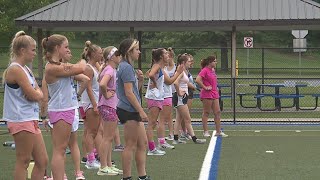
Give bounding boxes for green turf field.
[1,124,320,180]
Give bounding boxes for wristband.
[40,116,47,120]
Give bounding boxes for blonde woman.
[3,31,48,180]
[42,34,87,179]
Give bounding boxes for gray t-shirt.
[116,60,141,112]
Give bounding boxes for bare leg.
[122,121,140,178]
[51,120,72,179]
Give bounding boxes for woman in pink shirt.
[195,56,228,137]
[97,46,123,176]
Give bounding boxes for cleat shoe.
[172,139,186,144]
[138,175,152,180]
[165,134,174,141]
[85,160,100,169]
[195,138,206,144]
[75,171,85,180]
[214,132,228,137]
[110,166,123,175]
[203,131,211,137]
[81,157,87,164]
[147,148,166,156]
[113,144,125,152]
[159,142,175,149]
[97,166,119,176]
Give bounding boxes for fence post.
[262,48,265,93]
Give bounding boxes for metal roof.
[15,0,320,31]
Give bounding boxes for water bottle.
[3,141,14,147]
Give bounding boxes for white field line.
[198,130,217,180]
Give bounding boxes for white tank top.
[178,71,189,95]
[145,68,165,100]
[47,76,78,111]
[167,64,176,93]
[81,64,99,105]
[163,67,172,98]
[3,63,39,122]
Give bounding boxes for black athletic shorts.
[116,107,142,124]
[172,92,189,107]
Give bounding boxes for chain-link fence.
[1,47,320,123]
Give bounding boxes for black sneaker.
[137,176,151,180]
[121,177,133,180]
[81,157,87,164]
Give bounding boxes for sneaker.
[113,144,125,152]
[65,148,71,154]
[179,134,188,140]
[186,133,192,140]
[81,157,87,164]
[63,174,68,180]
[214,132,228,137]
[75,171,85,180]
[121,177,133,180]
[97,166,119,176]
[159,142,175,149]
[147,148,166,156]
[110,166,123,175]
[180,133,192,140]
[203,131,211,137]
[138,175,152,180]
[172,139,187,144]
[85,160,100,169]
[165,134,174,141]
[45,173,68,180]
[195,138,206,144]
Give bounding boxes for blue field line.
[208,136,222,180]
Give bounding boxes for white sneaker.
[203,131,211,137]
[215,132,228,137]
[109,166,123,175]
[147,148,166,156]
[165,134,174,141]
[195,138,206,144]
[172,139,187,144]
[97,166,119,176]
[159,142,175,149]
[85,160,100,169]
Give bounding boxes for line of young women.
[4,31,226,180]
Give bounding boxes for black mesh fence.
[1,46,320,123]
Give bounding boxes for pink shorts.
[7,121,41,135]
[48,109,75,125]
[146,99,163,110]
[79,106,86,120]
[98,105,118,122]
[163,97,172,107]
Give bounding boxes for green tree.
[0,0,56,45]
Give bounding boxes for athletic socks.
[174,134,179,141]
[158,138,165,145]
[192,136,197,143]
[148,141,156,151]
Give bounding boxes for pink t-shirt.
[198,67,219,99]
[98,65,118,109]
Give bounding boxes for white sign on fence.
[292,30,308,38]
[244,37,253,48]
